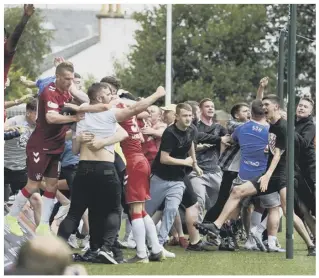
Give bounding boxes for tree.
[265,4,316,100]
[115,4,277,111]
[4,6,53,100]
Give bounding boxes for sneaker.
[162,247,176,258]
[194,222,220,238]
[251,231,267,252]
[97,247,118,264]
[127,255,149,264]
[68,234,79,249]
[179,237,189,248]
[244,235,259,251]
[5,215,23,236]
[81,248,100,262]
[82,241,90,252]
[186,240,206,251]
[219,237,235,251]
[276,238,282,249]
[307,246,316,256]
[149,250,166,261]
[36,223,51,236]
[206,233,221,247]
[268,245,286,253]
[54,203,70,225]
[79,235,90,248]
[228,236,238,251]
[168,237,179,246]
[111,245,125,263]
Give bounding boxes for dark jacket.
[295,115,316,188]
[195,121,227,173]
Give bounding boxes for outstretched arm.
[6,4,35,53]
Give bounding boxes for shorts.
[125,154,151,204]
[26,148,61,182]
[250,175,286,194]
[232,176,281,209]
[4,168,28,195]
[181,175,198,209]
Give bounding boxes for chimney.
[96,4,124,41]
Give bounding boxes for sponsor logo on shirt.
[244,160,260,167]
[47,101,59,109]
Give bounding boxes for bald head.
[16,235,72,275]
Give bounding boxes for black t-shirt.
[267,118,287,179]
[151,123,197,181]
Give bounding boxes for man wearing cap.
[161,104,177,125]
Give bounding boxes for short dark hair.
[176,103,192,115]
[55,61,74,75]
[87,82,111,101]
[300,97,314,107]
[199,98,213,108]
[251,100,264,117]
[185,101,199,117]
[230,103,249,119]
[262,94,281,107]
[74,72,81,79]
[26,99,37,112]
[100,76,121,90]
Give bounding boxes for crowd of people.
[4,4,316,275]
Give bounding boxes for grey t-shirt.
[4,115,35,171]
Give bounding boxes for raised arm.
[256,76,269,100]
[6,5,35,53]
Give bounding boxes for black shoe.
[308,246,316,256]
[186,240,206,251]
[194,222,220,238]
[97,247,118,264]
[111,245,124,264]
[149,250,166,261]
[219,237,235,251]
[72,253,84,262]
[81,249,100,262]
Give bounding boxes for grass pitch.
[81,219,316,275]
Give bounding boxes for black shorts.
[250,175,286,195]
[4,168,28,195]
[180,175,198,209]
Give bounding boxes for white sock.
[9,190,29,217]
[268,235,277,247]
[131,218,147,258]
[143,214,162,254]
[250,211,262,229]
[41,196,55,224]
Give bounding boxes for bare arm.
[46,111,80,125]
[69,84,89,104]
[20,76,37,88]
[142,126,165,138]
[6,5,34,53]
[256,77,269,100]
[264,148,281,178]
[188,142,197,165]
[160,151,190,166]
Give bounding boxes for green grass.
[80,219,316,275]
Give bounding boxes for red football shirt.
[27,82,73,154]
[116,103,143,157]
[137,119,158,164]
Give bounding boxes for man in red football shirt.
[5,62,84,236]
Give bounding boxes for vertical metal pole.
[286,4,297,260]
[165,4,172,106]
[278,31,285,108]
